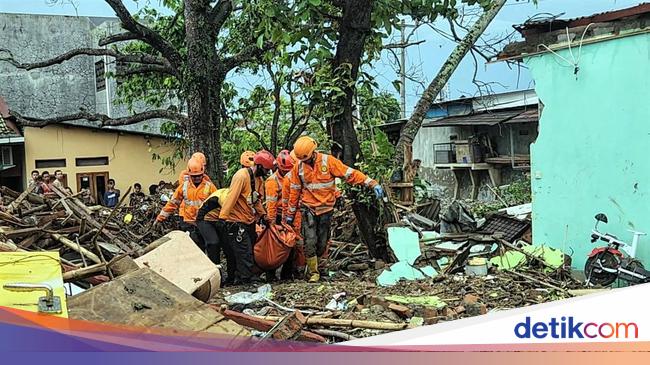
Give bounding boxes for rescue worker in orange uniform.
[157,158,217,249]
[264,150,299,281]
[196,188,236,285]
[282,151,305,277]
[179,152,211,185]
[219,150,274,284]
[286,136,384,282]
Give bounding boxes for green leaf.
[256,34,264,48]
[308,0,322,5]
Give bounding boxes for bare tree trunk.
[328,0,388,260]
[329,0,371,165]
[393,0,506,170]
[184,0,225,185]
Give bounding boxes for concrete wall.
[24,125,181,193]
[527,33,650,270]
[0,13,97,118]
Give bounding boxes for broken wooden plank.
[63,263,107,282]
[51,233,102,264]
[3,226,42,240]
[218,308,326,343]
[7,185,36,213]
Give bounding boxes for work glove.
[373,184,385,199]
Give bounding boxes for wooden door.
[76,172,109,204]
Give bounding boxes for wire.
[0,254,61,268]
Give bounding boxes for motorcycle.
[584,213,650,286]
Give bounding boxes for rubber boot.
[306,256,320,282]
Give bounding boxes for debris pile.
[0,184,178,288]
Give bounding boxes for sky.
[0,0,643,116]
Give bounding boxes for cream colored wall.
[24,125,181,192]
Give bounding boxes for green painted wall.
[526,33,650,271]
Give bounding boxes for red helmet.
[187,158,204,176]
[276,150,294,172]
[253,150,275,170]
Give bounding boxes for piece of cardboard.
[134,230,220,295]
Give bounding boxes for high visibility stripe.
[159,210,171,217]
[305,180,335,190]
[170,199,181,205]
[281,198,288,204]
[298,162,306,186]
[322,154,328,170]
[290,183,302,190]
[288,206,297,213]
[267,196,278,202]
[184,199,203,207]
[182,180,189,200]
[344,167,354,179]
[364,177,373,187]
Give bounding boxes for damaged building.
[497,3,650,269]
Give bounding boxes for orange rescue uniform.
[219,168,266,224]
[158,175,216,223]
[287,152,377,217]
[281,170,302,231]
[265,171,285,222]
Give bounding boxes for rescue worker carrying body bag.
[219,150,274,285]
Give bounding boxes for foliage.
[470,175,532,218]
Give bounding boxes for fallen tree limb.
[217,308,326,343]
[255,315,407,331]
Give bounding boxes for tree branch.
[382,40,425,50]
[209,0,233,32]
[10,108,186,128]
[104,0,183,69]
[98,31,140,46]
[222,42,275,71]
[117,64,175,77]
[0,47,170,71]
[243,118,269,151]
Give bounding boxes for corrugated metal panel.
[423,110,522,128]
[505,109,538,124]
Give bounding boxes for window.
[95,60,106,91]
[35,159,66,168]
[116,60,127,86]
[76,156,109,167]
[1,146,13,166]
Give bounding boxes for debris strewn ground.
[1,184,589,343]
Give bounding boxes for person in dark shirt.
[103,179,120,208]
[129,183,145,206]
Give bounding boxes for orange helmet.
[254,150,275,170]
[276,149,294,171]
[187,158,204,176]
[240,151,255,167]
[191,152,206,166]
[294,136,317,161]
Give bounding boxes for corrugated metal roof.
[514,3,650,35]
[505,109,538,124]
[423,110,523,128]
